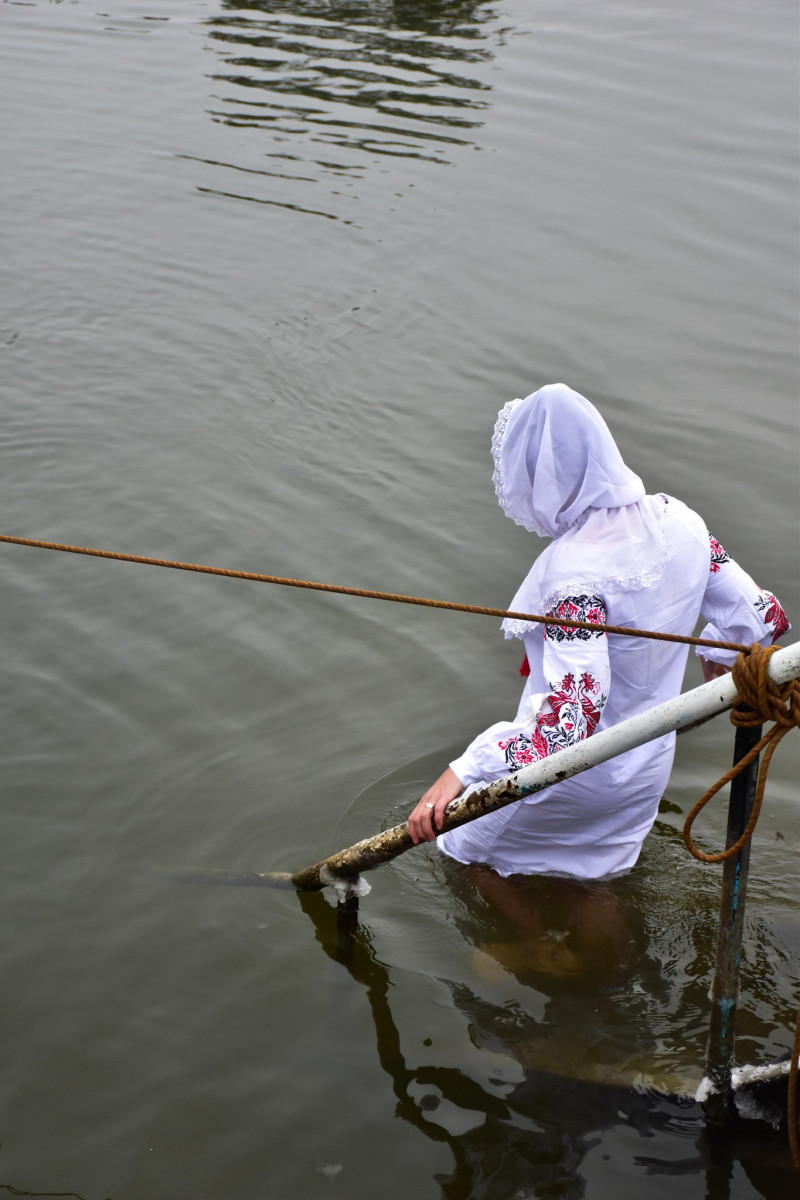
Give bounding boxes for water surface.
[1,0,798,1196]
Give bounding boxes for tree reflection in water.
[205,0,495,182]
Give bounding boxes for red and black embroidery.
[498,670,607,770]
[497,731,538,771]
[709,535,730,574]
[544,594,607,641]
[754,589,790,643]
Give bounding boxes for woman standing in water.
[408,383,790,879]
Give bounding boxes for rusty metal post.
[335,892,361,966]
[703,719,763,1124]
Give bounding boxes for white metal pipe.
[289,642,799,889]
[462,640,800,808]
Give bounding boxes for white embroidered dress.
[437,385,790,880]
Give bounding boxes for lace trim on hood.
[491,398,548,536]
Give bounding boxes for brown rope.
[0,534,750,654]
[683,645,800,864]
[4,534,798,1151]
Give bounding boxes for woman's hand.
[700,656,731,683]
[408,767,464,844]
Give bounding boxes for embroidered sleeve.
[544,593,608,641]
[709,536,730,573]
[696,533,791,667]
[449,595,610,787]
[754,589,791,642]
[496,667,608,772]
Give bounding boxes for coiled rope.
[683,646,800,864]
[0,535,749,654]
[682,644,800,1168]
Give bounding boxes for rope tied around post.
[683,644,800,865]
[683,643,800,1168]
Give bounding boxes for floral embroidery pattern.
[544,594,607,641]
[754,589,790,643]
[709,535,730,574]
[499,670,607,770]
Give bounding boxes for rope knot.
[731,644,800,731]
[684,644,799,867]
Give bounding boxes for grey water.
[1,0,798,1196]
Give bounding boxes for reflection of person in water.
[299,886,799,1195]
[409,384,790,879]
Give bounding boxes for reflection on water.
[309,768,800,1195]
[201,0,495,218]
[300,869,798,1199]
